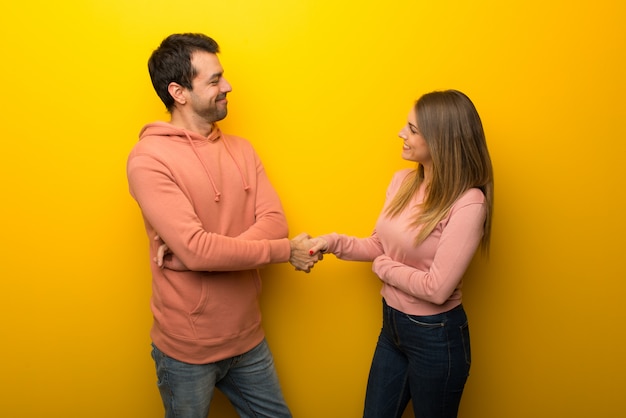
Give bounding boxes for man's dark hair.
[148,33,220,111]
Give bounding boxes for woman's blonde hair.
[385,90,494,253]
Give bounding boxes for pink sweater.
[127,122,291,364]
[322,169,487,316]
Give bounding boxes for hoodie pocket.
[187,270,262,341]
[188,277,210,339]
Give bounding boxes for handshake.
[289,233,328,273]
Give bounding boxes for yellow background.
[1,0,625,417]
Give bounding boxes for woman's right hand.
[308,237,329,255]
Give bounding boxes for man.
[127,33,317,418]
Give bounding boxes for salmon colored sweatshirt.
[321,169,487,316]
[127,122,291,364]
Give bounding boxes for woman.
[308,90,494,418]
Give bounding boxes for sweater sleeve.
[372,201,486,305]
[322,230,384,261]
[127,154,290,272]
[319,170,405,262]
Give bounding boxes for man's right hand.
[289,233,323,273]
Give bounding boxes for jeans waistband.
[382,298,465,319]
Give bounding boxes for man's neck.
[169,112,214,137]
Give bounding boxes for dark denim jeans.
[151,339,291,418]
[363,300,471,418]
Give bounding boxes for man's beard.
[199,103,228,124]
[209,105,228,123]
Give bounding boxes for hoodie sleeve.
[127,152,291,271]
[235,153,289,241]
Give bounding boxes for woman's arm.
[372,202,486,305]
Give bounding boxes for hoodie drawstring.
[184,130,222,202]
[222,136,251,192]
[183,129,250,202]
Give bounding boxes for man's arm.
[236,154,288,240]
[128,154,291,271]
[154,232,320,272]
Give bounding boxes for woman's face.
[398,108,431,165]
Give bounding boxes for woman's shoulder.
[455,187,486,207]
[390,168,415,184]
[441,188,487,225]
[385,168,415,192]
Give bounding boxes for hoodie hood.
[139,121,220,143]
[138,122,250,201]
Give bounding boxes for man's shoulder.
[220,132,259,155]
[221,131,251,144]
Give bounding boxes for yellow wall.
[1,0,624,417]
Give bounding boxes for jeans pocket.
[460,322,471,367]
[405,314,445,328]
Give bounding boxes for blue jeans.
[363,300,471,418]
[151,339,292,418]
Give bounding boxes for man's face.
[187,51,232,123]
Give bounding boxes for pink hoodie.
[127,122,291,364]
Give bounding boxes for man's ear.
[168,82,187,106]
